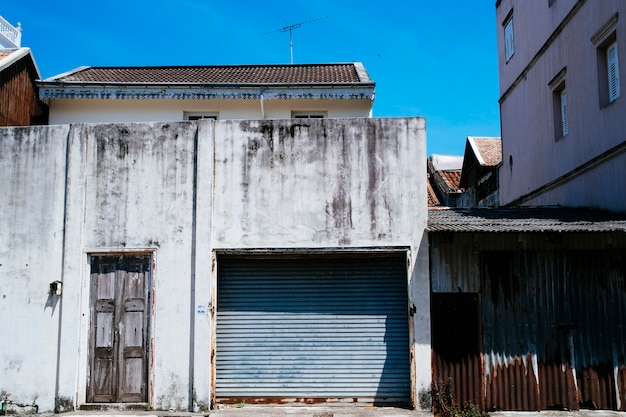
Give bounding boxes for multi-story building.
[496,0,626,212]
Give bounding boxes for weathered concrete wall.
[0,125,69,411]
[213,119,424,248]
[0,118,428,412]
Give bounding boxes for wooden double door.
[88,255,150,403]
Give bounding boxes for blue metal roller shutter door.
[216,254,410,404]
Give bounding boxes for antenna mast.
[267,16,328,64]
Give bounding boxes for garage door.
[216,253,410,405]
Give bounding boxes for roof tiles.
[470,137,502,167]
[50,63,371,85]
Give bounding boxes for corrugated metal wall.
[431,293,483,410]
[430,233,626,411]
[216,254,410,405]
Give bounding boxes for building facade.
[38,63,375,124]
[496,0,626,212]
[0,118,430,412]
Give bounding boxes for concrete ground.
[35,408,626,417]
[207,406,626,417]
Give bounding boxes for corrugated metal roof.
[428,207,626,233]
[45,63,372,85]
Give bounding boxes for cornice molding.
[39,86,375,101]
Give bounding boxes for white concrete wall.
[0,125,69,412]
[0,118,428,412]
[47,98,373,125]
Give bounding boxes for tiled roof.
[0,48,40,78]
[427,179,441,207]
[442,171,462,191]
[47,63,372,85]
[428,207,626,233]
[39,62,375,100]
[428,155,463,197]
[469,137,502,167]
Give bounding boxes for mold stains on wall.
[155,373,185,411]
[88,122,197,247]
[214,118,424,247]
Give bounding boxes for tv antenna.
[266,16,328,64]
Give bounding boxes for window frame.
[549,67,568,141]
[591,13,620,107]
[607,41,620,103]
[291,111,327,119]
[503,11,515,62]
[184,112,218,121]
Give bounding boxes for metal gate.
[215,253,410,405]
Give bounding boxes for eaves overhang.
[427,207,626,234]
[37,82,376,101]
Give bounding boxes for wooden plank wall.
[0,54,48,126]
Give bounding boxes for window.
[559,89,568,137]
[607,41,620,102]
[503,12,515,62]
[591,13,619,106]
[184,112,218,120]
[291,111,327,119]
[549,68,567,140]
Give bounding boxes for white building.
[38,63,375,124]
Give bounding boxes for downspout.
[188,126,199,411]
[54,127,71,413]
[259,88,265,119]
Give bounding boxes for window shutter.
[505,18,515,62]
[608,42,620,102]
[560,90,568,136]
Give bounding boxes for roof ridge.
[69,62,359,70]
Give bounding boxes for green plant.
[235,401,245,408]
[430,379,488,417]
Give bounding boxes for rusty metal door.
[88,256,150,403]
[431,292,483,410]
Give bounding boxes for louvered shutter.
[608,42,620,103]
[560,90,568,137]
[215,254,410,405]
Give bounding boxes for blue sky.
[1,1,501,157]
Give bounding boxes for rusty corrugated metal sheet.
[481,250,626,411]
[431,232,626,412]
[432,293,483,410]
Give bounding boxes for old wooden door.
[88,255,150,403]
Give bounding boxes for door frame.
[77,249,156,408]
